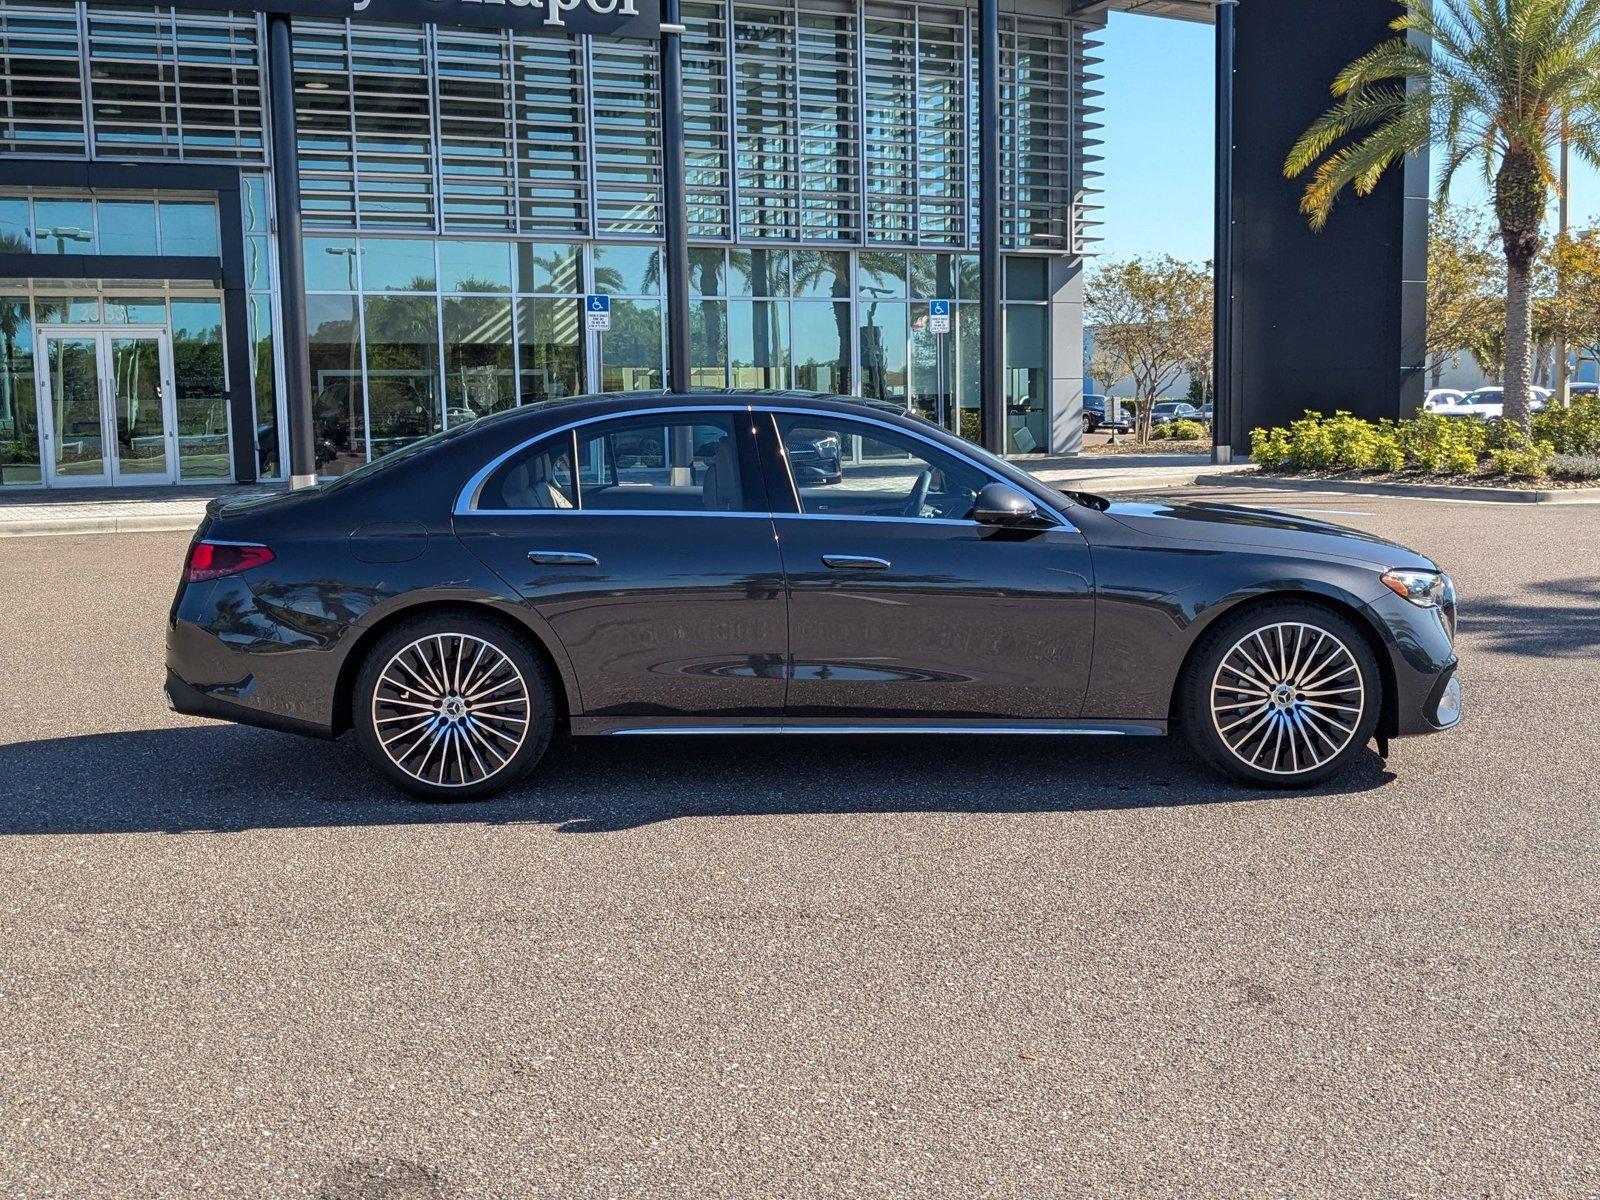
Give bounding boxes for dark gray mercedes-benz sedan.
[167,391,1462,800]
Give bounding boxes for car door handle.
[821,554,890,571]
[527,550,598,566]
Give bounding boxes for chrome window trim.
[454,403,754,516]
[761,405,1078,532]
[454,400,1077,531]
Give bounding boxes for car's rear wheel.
[1180,601,1381,788]
[353,611,555,801]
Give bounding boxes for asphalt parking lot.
[1,485,1596,1199]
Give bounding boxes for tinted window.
[576,413,746,512]
[774,414,989,521]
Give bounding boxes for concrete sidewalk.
[0,454,1249,538]
[0,483,281,538]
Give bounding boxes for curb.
[1191,471,1600,505]
[1034,467,1251,494]
[0,512,205,538]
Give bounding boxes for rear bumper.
[165,668,333,740]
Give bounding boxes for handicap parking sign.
[585,293,612,332]
[928,298,951,334]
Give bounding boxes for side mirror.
[970,482,1047,528]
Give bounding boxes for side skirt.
[571,717,1168,738]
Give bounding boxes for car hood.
[1097,499,1438,572]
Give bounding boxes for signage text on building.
[85,0,661,39]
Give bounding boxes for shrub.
[1485,440,1553,478]
[1532,396,1600,456]
[1482,417,1531,451]
[1549,452,1600,480]
[1250,426,1292,469]
[1157,418,1208,441]
[1398,414,1481,475]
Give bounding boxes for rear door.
[454,406,788,719]
[757,409,1095,721]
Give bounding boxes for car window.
[576,413,747,512]
[774,413,990,521]
[478,431,577,510]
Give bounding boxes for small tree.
[1427,203,1503,383]
[1084,255,1213,443]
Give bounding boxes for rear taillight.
[185,540,275,583]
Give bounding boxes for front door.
[761,410,1096,722]
[36,328,176,487]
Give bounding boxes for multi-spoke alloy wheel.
[1209,622,1363,777]
[1182,603,1381,788]
[372,633,530,788]
[354,613,555,800]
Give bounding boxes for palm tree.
[1284,0,1600,430]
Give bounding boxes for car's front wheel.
[352,611,556,801]
[1180,601,1382,788]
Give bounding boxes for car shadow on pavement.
[1457,576,1600,658]
[0,724,1396,836]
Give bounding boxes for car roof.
[465,389,922,434]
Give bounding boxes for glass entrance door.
[36,328,176,486]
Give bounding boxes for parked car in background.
[1196,402,1214,423]
[1083,394,1132,433]
[1422,388,1467,412]
[1432,386,1551,421]
[1566,382,1598,398]
[1149,401,1204,426]
[166,390,1462,800]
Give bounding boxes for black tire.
[352,610,556,802]
[1179,600,1382,788]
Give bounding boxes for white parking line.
[1277,507,1375,516]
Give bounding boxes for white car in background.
[1431,385,1551,420]
[1422,388,1467,411]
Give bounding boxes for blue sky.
[1095,12,1600,263]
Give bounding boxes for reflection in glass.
[690,248,726,297]
[1004,256,1048,301]
[33,200,95,254]
[35,296,100,324]
[0,199,29,252]
[110,336,169,478]
[593,243,661,295]
[790,301,850,393]
[158,201,220,256]
[909,252,957,301]
[517,297,583,402]
[910,304,956,431]
[0,296,40,485]
[598,299,663,391]
[1005,304,1048,453]
[250,293,280,480]
[359,239,436,292]
[729,300,786,388]
[307,294,366,476]
[730,248,788,297]
[790,249,849,299]
[443,296,514,424]
[516,242,582,294]
[438,239,512,293]
[246,236,272,291]
[857,299,907,402]
[242,176,269,235]
[104,297,167,324]
[956,304,981,442]
[858,251,907,299]
[170,299,230,479]
[364,294,442,457]
[691,299,728,388]
[304,237,361,292]
[98,201,160,255]
[46,337,104,479]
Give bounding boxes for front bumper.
[1361,589,1462,738]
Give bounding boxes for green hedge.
[1248,409,1597,481]
[1154,418,1208,441]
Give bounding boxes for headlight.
[1381,568,1452,608]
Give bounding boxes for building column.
[978,0,1004,454]
[660,0,691,394]
[265,12,316,488]
[1211,0,1236,462]
[1047,256,1085,455]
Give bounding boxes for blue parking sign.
[585,293,612,332]
[928,298,952,333]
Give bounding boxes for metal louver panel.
[513,33,588,235]
[0,3,85,157]
[683,0,731,240]
[436,28,515,232]
[589,36,663,238]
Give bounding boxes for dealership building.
[0,0,1422,490]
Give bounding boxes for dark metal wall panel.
[1229,0,1428,452]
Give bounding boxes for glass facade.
[0,1,1100,485]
